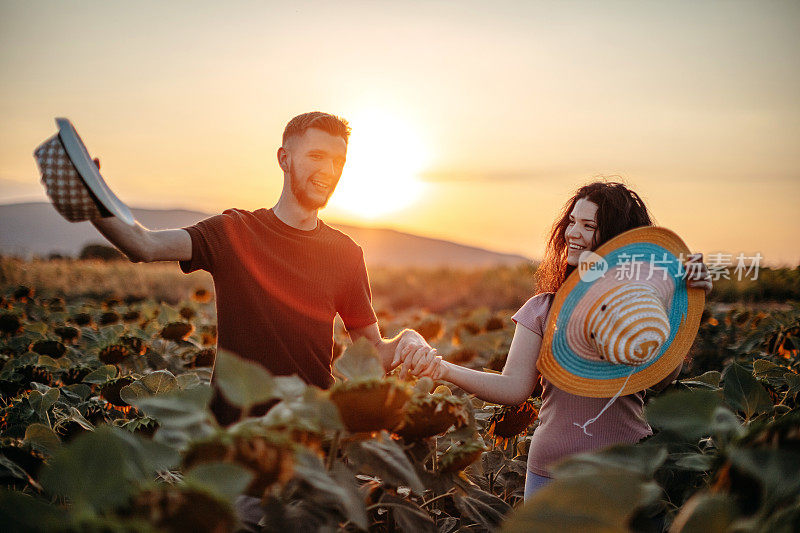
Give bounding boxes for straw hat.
[537,226,704,398]
[33,118,134,225]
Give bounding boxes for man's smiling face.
[284,127,348,210]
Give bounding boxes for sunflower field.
[0,259,799,532]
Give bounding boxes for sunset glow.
[0,2,798,264]
[330,110,428,219]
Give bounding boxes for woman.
[404,181,712,499]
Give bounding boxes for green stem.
[326,430,341,470]
[421,488,456,508]
[365,502,420,512]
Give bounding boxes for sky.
[1,1,799,266]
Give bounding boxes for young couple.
[88,111,712,498]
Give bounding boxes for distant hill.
[0,202,529,268]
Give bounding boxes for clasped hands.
[391,330,445,380]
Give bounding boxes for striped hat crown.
[584,283,670,366]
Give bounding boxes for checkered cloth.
[34,135,107,223]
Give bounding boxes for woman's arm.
[421,324,543,406]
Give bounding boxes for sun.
[329,110,428,219]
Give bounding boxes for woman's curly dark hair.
[535,181,654,294]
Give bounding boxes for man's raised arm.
[91,216,192,263]
[82,157,192,264]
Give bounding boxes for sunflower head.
[103,298,121,309]
[54,325,80,343]
[330,379,411,434]
[0,313,22,335]
[99,344,130,364]
[487,399,539,442]
[124,294,147,305]
[182,429,295,498]
[191,287,213,303]
[0,438,45,488]
[122,310,141,323]
[30,339,67,358]
[189,348,216,368]
[45,297,66,311]
[394,386,469,441]
[18,365,55,387]
[120,335,147,356]
[98,311,121,326]
[439,438,487,473]
[199,325,217,346]
[12,286,34,302]
[69,312,93,327]
[60,366,92,386]
[160,322,195,341]
[485,315,505,331]
[100,375,135,406]
[414,317,445,342]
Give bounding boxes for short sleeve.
[178,210,240,275]
[512,293,554,338]
[337,248,378,330]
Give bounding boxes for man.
[91,111,434,424]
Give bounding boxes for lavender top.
[512,293,681,477]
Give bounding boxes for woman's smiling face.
[565,198,599,266]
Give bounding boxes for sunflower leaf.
[184,462,253,503]
[333,338,384,382]
[213,349,277,410]
[82,365,118,384]
[752,359,788,383]
[728,448,800,504]
[784,373,800,396]
[722,363,773,419]
[177,372,202,390]
[656,492,737,533]
[128,385,214,429]
[644,389,724,440]
[345,432,424,494]
[0,490,70,531]
[24,423,61,456]
[503,469,657,533]
[119,382,151,405]
[141,370,178,395]
[679,370,721,389]
[553,444,668,478]
[40,426,174,513]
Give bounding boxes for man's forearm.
[347,323,431,375]
[374,329,410,372]
[91,217,152,262]
[372,328,425,373]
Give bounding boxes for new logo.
[578,251,608,282]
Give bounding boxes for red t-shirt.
[180,208,377,420]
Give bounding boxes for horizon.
[3,200,798,269]
[2,1,799,267]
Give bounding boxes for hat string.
[573,367,637,437]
